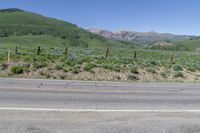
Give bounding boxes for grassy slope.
[0,9,78,33]
[0,8,136,49]
[147,37,200,52]
[0,35,66,48]
[180,37,200,51]
[0,35,137,49]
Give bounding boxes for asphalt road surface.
[0,78,200,133]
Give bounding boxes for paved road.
[0,78,200,133]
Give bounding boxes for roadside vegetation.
[0,46,199,82]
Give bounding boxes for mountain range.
[86,28,196,45]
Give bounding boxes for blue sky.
[0,0,200,35]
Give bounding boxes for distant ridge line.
[0,8,24,13]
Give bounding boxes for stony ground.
[0,62,199,82]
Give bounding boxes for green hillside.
[0,8,77,36]
[147,41,189,51]
[147,37,200,52]
[0,35,67,48]
[180,37,200,51]
[0,8,136,49]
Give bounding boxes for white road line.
[1,107,200,113]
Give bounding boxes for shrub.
[76,59,84,65]
[173,65,183,71]
[122,57,134,64]
[187,66,196,72]
[174,71,184,78]
[62,66,70,72]
[11,65,24,74]
[65,56,78,67]
[66,61,77,67]
[75,64,82,69]
[102,64,113,70]
[102,64,121,72]
[55,64,64,70]
[143,60,159,67]
[130,65,139,74]
[1,63,9,70]
[61,36,66,39]
[59,75,65,79]
[149,60,159,66]
[22,64,30,72]
[112,65,121,72]
[82,56,92,63]
[72,67,80,74]
[33,62,47,69]
[187,63,199,72]
[146,67,156,74]
[84,63,96,71]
